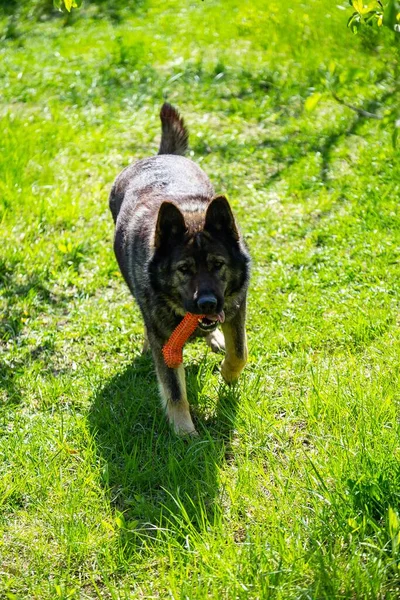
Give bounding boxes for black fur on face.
[148,198,249,317]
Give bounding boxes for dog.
[109,103,250,435]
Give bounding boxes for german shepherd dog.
[109,103,250,435]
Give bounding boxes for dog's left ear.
[204,195,239,240]
[154,201,187,249]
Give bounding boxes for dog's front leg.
[221,301,248,384]
[151,343,197,436]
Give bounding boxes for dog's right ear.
[154,202,187,249]
[204,195,239,241]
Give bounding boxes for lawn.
[1,0,400,598]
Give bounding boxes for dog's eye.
[177,264,191,275]
[213,261,225,271]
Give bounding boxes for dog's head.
[149,196,249,331]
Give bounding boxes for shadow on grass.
[88,351,239,556]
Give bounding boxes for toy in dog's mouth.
[163,311,226,368]
[197,311,225,331]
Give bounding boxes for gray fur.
[158,102,189,156]
[109,102,250,435]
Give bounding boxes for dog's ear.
[155,202,187,248]
[204,195,239,240]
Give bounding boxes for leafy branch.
[53,0,83,11]
[305,1,399,147]
[331,92,383,119]
[347,0,400,34]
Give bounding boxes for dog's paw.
[221,357,246,384]
[167,402,198,436]
[206,329,225,354]
[174,422,199,437]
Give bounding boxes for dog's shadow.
[88,350,239,552]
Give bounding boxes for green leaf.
[305,92,323,112]
[383,0,397,29]
[347,517,360,531]
[115,512,126,529]
[392,124,399,149]
[347,12,362,32]
[388,506,399,537]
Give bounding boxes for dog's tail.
[158,102,189,156]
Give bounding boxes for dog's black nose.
[197,294,217,314]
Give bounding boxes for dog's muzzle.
[197,311,225,332]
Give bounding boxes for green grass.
[1,1,400,598]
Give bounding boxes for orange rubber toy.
[162,313,204,369]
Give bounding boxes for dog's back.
[109,103,213,224]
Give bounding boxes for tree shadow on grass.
[88,351,239,556]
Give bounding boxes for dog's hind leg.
[206,329,225,353]
[151,344,197,436]
[221,302,248,384]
